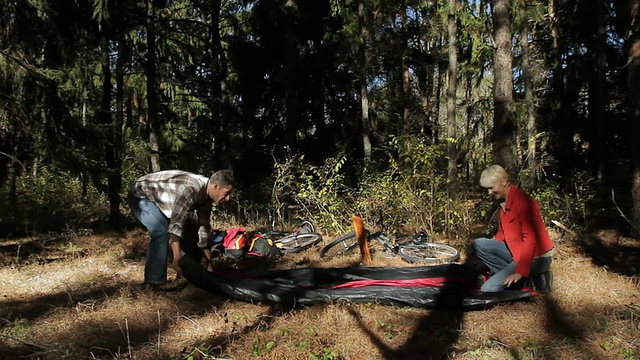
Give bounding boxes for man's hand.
[172,256,183,278]
[201,249,214,272]
[169,236,183,278]
[200,256,214,272]
[503,272,523,287]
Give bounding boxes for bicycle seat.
[298,221,315,234]
[411,230,430,244]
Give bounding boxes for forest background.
[1,0,640,238]
[2,1,640,359]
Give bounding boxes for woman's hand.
[502,272,522,287]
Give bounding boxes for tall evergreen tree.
[447,0,459,181]
[491,0,517,171]
[630,0,640,233]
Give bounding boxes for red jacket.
[495,185,554,277]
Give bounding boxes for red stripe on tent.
[327,277,455,289]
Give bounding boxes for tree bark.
[491,0,517,172]
[99,12,121,229]
[111,20,125,230]
[595,0,606,183]
[146,0,161,172]
[520,0,536,189]
[402,6,411,135]
[210,0,228,170]
[446,0,458,182]
[358,0,372,165]
[630,0,640,235]
[549,0,572,181]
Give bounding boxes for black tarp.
[180,256,537,310]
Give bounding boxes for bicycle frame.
[319,212,459,264]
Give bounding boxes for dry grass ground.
[0,226,639,360]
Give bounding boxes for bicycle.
[261,214,323,254]
[319,213,459,264]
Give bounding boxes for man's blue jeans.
[473,238,552,292]
[127,194,169,285]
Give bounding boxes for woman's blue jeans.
[473,238,552,292]
[127,194,170,285]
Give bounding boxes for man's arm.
[169,234,183,277]
[167,185,199,277]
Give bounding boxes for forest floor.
[0,223,639,360]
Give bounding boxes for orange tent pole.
[353,215,372,266]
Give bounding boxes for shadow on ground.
[343,242,477,360]
[579,231,640,277]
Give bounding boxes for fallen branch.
[611,189,640,234]
[550,220,576,238]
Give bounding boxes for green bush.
[267,136,485,239]
[0,167,109,233]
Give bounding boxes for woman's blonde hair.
[479,165,509,188]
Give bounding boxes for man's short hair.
[210,169,234,187]
[480,165,509,188]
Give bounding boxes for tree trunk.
[520,0,536,189]
[146,0,161,172]
[210,0,228,170]
[402,6,411,135]
[358,0,372,165]
[629,0,640,235]
[549,0,572,181]
[282,3,299,150]
[491,0,517,172]
[403,54,411,135]
[110,23,126,230]
[595,0,606,183]
[446,0,458,182]
[7,147,17,217]
[99,14,120,229]
[434,38,445,143]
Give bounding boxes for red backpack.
[222,228,247,259]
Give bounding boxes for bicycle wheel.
[319,232,360,258]
[273,233,323,254]
[397,243,459,264]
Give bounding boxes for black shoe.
[533,271,553,293]
[141,282,165,293]
[142,278,188,293]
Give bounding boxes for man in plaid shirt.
[127,169,234,290]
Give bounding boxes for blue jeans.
[473,238,552,292]
[127,193,170,285]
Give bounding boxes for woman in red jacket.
[473,165,554,293]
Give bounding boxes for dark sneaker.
[533,271,553,293]
[142,278,188,293]
[141,282,165,293]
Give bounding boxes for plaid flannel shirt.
[130,170,212,248]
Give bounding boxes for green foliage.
[270,151,354,233]
[250,337,275,356]
[355,135,481,237]
[532,172,596,226]
[4,317,30,340]
[0,166,108,233]
[181,343,227,360]
[268,136,485,239]
[376,320,395,340]
[310,348,340,360]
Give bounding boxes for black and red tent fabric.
[180,256,537,310]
